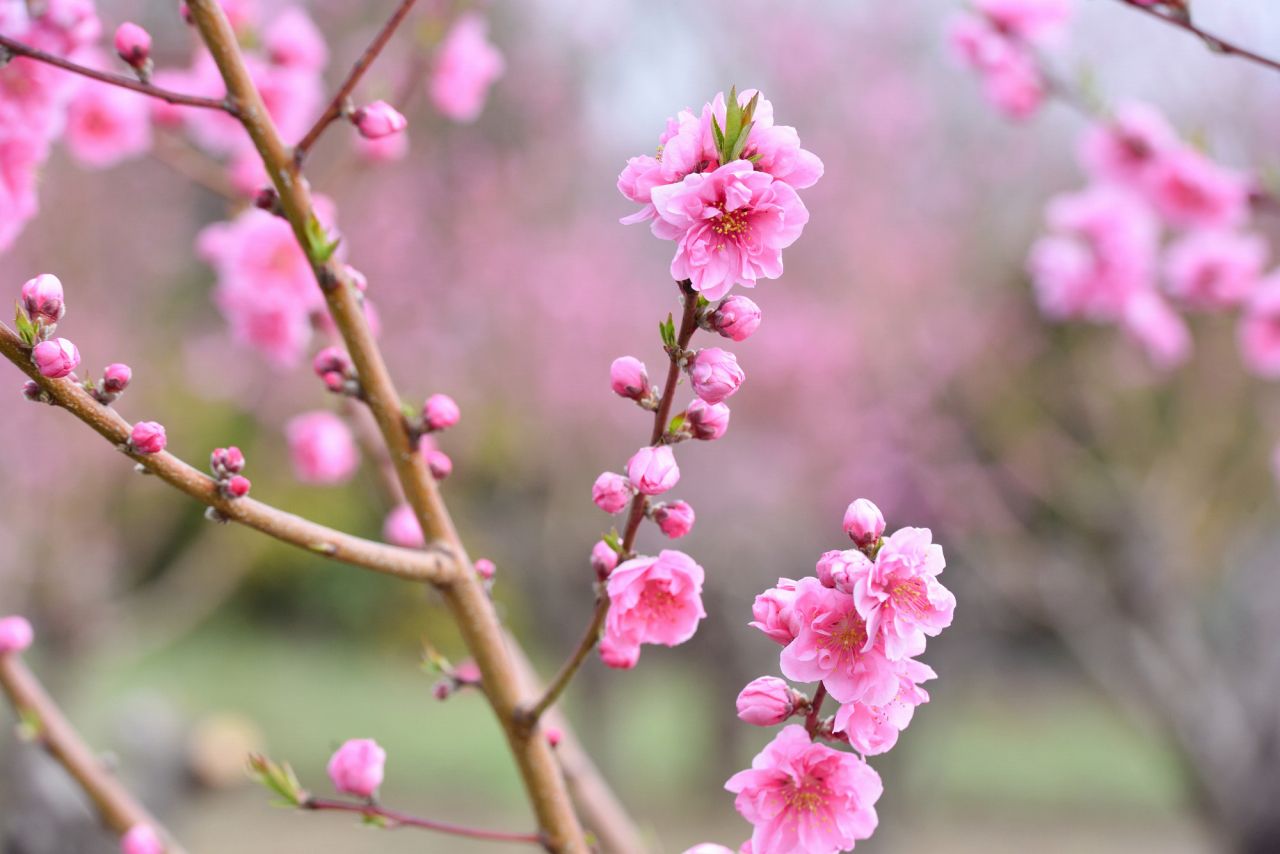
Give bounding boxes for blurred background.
[4,0,1280,851]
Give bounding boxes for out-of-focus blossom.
[590,540,618,579]
[65,77,153,169]
[1122,291,1192,370]
[326,738,385,798]
[1163,230,1266,310]
[120,824,163,854]
[1143,145,1250,231]
[113,23,151,69]
[383,504,425,548]
[1078,102,1178,187]
[1238,274,1280,378]
[285,411,359,484]
[0,615,34,654]
[429,13,505,123]
[425,448,453,480]
[264,6,328,71]
[601,550,705,668]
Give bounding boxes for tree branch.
[0,33,234,112]
[302,797,544,845]
[1112,0,1280,76]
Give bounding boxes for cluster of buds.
[210,446,251,500]
[113,22,153,82]
[350,100,408,140]
[313,346,359,397]
[88,363,132,405]
[16,275,82,384]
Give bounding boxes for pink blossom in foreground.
[626,445,680,495]
[689,347,745,404]
[725,725,882,854]
[1163,230,1266,310]
[843,498,885,548]
[129,421,167,455]
[120,823,163,854]
[264,6,328,71]
[1121,290,1192,371]
[780,577,902,705]
[1078,102,1178,187]
[64,77,153,169]
[851,527,954,660]
[32,337,79,378]
[651,160,810,301]
[1143,145,1250,231]
[710,295,763,342]
[429,13,505,123]
[735,676,798,726]
[749,578,802,646]
[113,23,151,68]
[601,550,705,667]
[610,356,649,400]
[685,399,731,440]
[21,273,65,326]
[326,738,386,798]
[0,616,34,654]
[592,471,634,514]
[1238,275,1280,378]
[353,100,407,140]
[653,500,695,538]
[383,504,425,548]
[285,411,359,484]
[832,658,936,756]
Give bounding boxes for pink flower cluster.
[1028,102,1266,372]
[701,499,951,853]
[428,13,505,124]
[948,0,1072,120]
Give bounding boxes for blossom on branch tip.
[326,738,386,799]
[689,348,745,404]
[32,338,79,378]
[626,445,680,496]
[592,471,634,514]
[129,421,167,455]
[352,101,407,140]
[0,616,34,654]
[120,823,163,854]
[21,273,65,327]
[601,550,706,668]
[843,498,885,548]
[113,22,151,69]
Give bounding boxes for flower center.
[891,577,929,617]
[785,776,831,814]
[712,205,750,237]
[825,613,867,652]
[641,582,678,620]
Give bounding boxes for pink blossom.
[814,549,872,595]
[326,738,386,798]
[689,347,745,404]
[0,131,47,252]
[750,578,802,646]
[832,658,936,756]
[32,337,79,378]
[129,421,167,455]
[1163,230,1266,310]
[973,0,1072,44]
[21,273,65,326]
[682,847,736,854]
[355,132,409,163]
[1238,274,1280,378]
[1143,145,1250,230]
[780,577,902,705]
[725,725,882,854]
[590,540,618,579]
[843,498,885,548]
[592,471,634,514]
[610,356,649,400]
[120,824,163,854]
[114,23,151,68]
[286,411,358,484]
[264,7,328,71]
[626,445,680,495]
[980,48,1046,120]
[685,399,731,440]
[598,631,640,670]
[0,615,34,654]
[225,475,251,498]
[426,448,453,480]
[102,363,132,394]
[1078,102,1178,186]
[602,550,706,666]
[429,13,505,123]
[423,393,460,431]
[651,160,810,301]
[1120,291,1192,371]
[383,504,425,548]
[474,558,496,580]
[735,676,798,726]
[710,295,762,342]
[353,100,407,140]
[851,527,954,660]
[65,73,152,169]
[653,500,695,539]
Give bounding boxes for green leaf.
[16,707,42,741]
[248,754,308,806]
[361,813,390,828]
[659,313,676,349]
[727,120,754,162]
[710,115,725,160]
[602,529,622,553]
[14,301,35,347]
[303,214,341,264]
[668,413,686,435]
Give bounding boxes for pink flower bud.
[592,471,634,514]
[21,274,65,326]
[653,500,695,538]
[474,558,496,580]
[102,363,132,394]
[685,399,730,441]
[383,504,425,548]
[344,264,368,292]
[710,295,762,342]
[312,346,352,379]
[598,632,640,669]
[590,540,618,580]
[736,676,797,726]
[843,498,885,547]
[426,449,453,480]
[610,356,649,400]
[689,348,744,404]
[750,579,801,645]
[114,22,152,68]
[286,412,358,485]
[815,549,871,594]
[352,100,407,139]
[432,679,452,700]
[626,445,680,496]
[129,421,167,455]
[454,660,481,684]
[422,393,460,432]
[225,475,251,498]
[545,726,563,748]
[326,738,386,798]
[211,446,246,477]
[0,616,34,654]
[120,823,163,854]
[322,372,346,392]
[32,338,79,378]
[21,381,41,402]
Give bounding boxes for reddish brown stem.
[805,684,827,737]
[1113,0,1280,75]
[0,33,232,111]
[302,797,543,845]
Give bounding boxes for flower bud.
[422,393,460,432]
[343,264,368,292]
[254,186,279,211]
[626,445,679,496]
[352,100,407,139]
[0,615,34,654]
[590,540,618,580]
[815,548,871,594]
[735,676,798,726]
[32,338,79,379]
[383,504,425,548]
[21,273,65,326]
[592,471,634,514]
[598,632,640,670]
[120,823,163,854]
[21,380,42,402]
[326,738,386,798]
[545,726,563,748]
[688,347,744,404]
[312,346,352,379]
[843,498,885,548]
[210,446,246,478]
[129,421,167,455]
[113,22,152,68]
[652,500,695,539]
[710,295,762,342]
[474,558,496,580]
[225,475,251,498]
[684,399,730,441]
[426,449,453,480]
[609,356,649,400]
[749,579,801,645]
[102,363,132,394]
[432,679,453,701]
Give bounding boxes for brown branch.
[302,797,543,844]
[182,2,587,849]
[0,325,455,586]
[294,0,420,161]
[804,683,827,738]
[0,653,186,853]
[1113,0,1280,75]
[0,33,233,112]
[519,280,701,727]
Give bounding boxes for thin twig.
[302,797,543,845]
[1112,0,1280,76]
[0,33,233,112]
[804,684,827,737]
[294,0,421,161]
